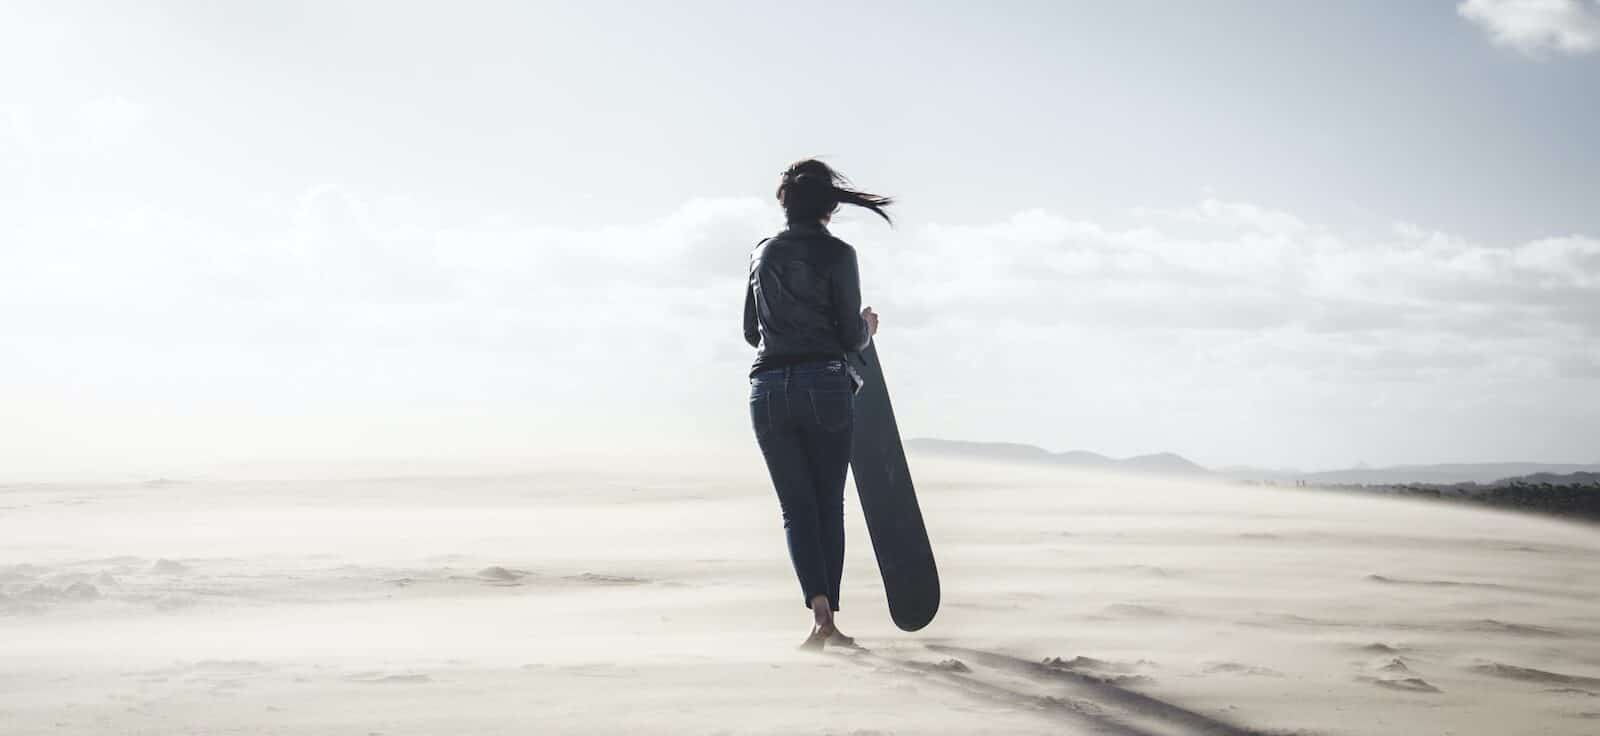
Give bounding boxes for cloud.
[4,187,1597,468]
[7,189,1593,372]
[891,201,1596,344]
[1458,0,1600,56]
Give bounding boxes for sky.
[2,0,1598,476]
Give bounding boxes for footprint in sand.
[1042,655,1155,685]
[566,572,651,585]
[1358,675,1442,693]
[476,566,529,585]
[1102,602,1172,618]
[1203,662,1282,677]
[1352,642,1407,655]
[1377,658,1412,674]
[1043,655,1153,674]
[1349,652,1440,692]
[344,672,433,684]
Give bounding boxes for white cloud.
[1459,0,1600,56]
[892,205,1595,344]
[3,188,1597,470]
[8,188,1592,374]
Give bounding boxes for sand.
[2,454,1598,734]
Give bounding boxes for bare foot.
[798,626,828,652]
[800,595,835,652]
[818,622,859,649]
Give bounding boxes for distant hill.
[907,439,1600,486]
[1307,471,1600,523]
[906,439,1210,476]
[1508,471,1600,486]
[1123,452,1212,475]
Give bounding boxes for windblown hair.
[776,158,894,225]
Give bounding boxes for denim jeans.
[750,359,855,611]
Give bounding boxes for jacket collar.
[783,221,830,236]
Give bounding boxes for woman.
[743,158,893,650]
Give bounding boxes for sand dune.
[2,455,1597,734]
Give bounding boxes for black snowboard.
[847,342,940,632]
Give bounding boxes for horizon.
[4,1,1599,475]
[904,436,1600,474]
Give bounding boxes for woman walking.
[743,159,893,650]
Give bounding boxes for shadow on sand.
[829,642,1292,736]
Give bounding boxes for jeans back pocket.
[808,389,853,433]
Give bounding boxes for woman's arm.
[831,248,872,353]
[743,276,761,348]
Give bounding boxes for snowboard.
[847,342,940,632]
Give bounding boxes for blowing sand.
[2,454,1597,734]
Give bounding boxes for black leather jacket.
[743,222,871,375]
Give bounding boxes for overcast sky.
[3,1,1597,476]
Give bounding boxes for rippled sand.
[2,454,1597,734]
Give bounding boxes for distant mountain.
[907,438,1599,485]
[907,439,1060,463]
[906,439,1210,476]
[1123,452,1211,475]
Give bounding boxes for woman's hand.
[862,306,880,337]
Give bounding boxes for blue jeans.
[750,359,855,611]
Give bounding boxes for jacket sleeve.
[831,247,872,353]
[743,273,761,348]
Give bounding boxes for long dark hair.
[776,158,894,225]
